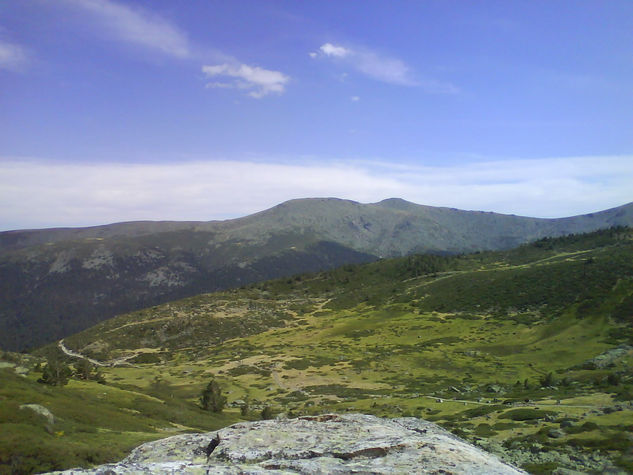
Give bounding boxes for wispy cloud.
[61,0,190,58]
[58,1,290,96]
[0,39,29,72]
[202,63,290,98]
[312,42,458,93]
[1,156,631,230]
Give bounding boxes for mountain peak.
[375,197,417,210]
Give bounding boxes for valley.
[2,198,632,352]
[1,226,632,473]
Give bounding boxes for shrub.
[38,357,72,386]
[261,406,273,420]
[539,372,555,388]
[500,409,556,421]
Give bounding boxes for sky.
[1,0,632,231]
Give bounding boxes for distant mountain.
[1,198,632,351]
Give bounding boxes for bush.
[261,406,273,420]
[38,357,72,386]
[539,372,555,387]
[500,409,556,421]
[131,353,163,364]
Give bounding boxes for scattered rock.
[548,429,565,439]
[19,404,55,425]
[46,414,525,474]
[486,384,504,394]
[580,344,633,369]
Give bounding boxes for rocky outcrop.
[50,414,525,474]
[580,344,633,369]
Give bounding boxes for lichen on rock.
[47,413,525,474]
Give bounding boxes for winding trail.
[58,340,105,366]
[58,340,138,367]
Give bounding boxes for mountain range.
[2,197,632,351]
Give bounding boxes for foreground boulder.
[50,414,525,474]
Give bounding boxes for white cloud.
[1,156,632,231]
[202,63,290,98]
[312,42,458,92]
[0,39,29,72]
[62,0,190,58]
[319,43,350,58]
[351,96,360,102]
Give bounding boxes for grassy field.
[0,358,241,474]
[2,227,633,474]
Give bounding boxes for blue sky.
[1,0,632,230]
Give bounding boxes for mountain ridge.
[2,198,633,351]
[3,198,632,253]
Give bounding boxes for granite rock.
[49,413,525,474]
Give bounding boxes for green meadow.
[2,227,633,474]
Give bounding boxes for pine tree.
[240,399,250,417]
[200,379,226,412]
[74,359,94,380]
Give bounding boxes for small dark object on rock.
[204,433,221,459]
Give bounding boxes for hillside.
[1,198,633,351]
[2,226,632,474]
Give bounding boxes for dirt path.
[58,340,138,367]
[420,395,494,406]
[271,362,288,390]
[420,394,597,409]
[104,316,172,333]
[58,340,105,366]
